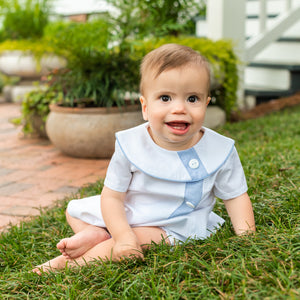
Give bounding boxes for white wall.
[52,0,112,15]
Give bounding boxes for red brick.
[0,103,111,231]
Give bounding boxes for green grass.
[0,106,299,299]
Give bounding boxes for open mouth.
[166,121,190,134]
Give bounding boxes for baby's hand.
[113,231,144,261]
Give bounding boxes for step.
[245,64,291,90]
[249,61,300,71]
[244,85,294,105]
[245,61,300,94]
[245,85,293,97]
[196,15,300,39]
[244,86,294,105]
[246,17,300,38]
[246,0,300,16]
[251,41,300,62]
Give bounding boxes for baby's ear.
[140,96,148,121]
[206,97,211,106]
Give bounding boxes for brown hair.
[140,43,211,95]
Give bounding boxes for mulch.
[231,91,300,121]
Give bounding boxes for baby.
[33,43,255,274]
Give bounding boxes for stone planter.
[0,51,66,78]
[46,104,144,158]
[0,50,66,102]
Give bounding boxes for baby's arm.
[223,192,256,235]
[101,186,144,260]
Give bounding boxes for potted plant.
[0,0,66,102]
[42,7,238,159]
[44,20,144,158]
[0,0,53,76]
[0,40,66,79]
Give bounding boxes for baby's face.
[140,65,210,151]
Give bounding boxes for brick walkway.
[0,102,110,232]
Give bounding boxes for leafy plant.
[0,72,20,92]
[0,0,52,41]
[43,20,140,108]
[44,20,111,65]
[12,86,62,136]
[0,39,57,59]
[105,0,206,41]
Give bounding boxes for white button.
[189,159,199,169]
[186,201,195,209]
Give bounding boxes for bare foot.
[32,255,69,275]
[32,236,115,275]
[56,226,110,259]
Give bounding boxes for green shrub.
[43,20,139,108]
[0,39,56,57]
[106,0,206,41]
[44,20,112,64]
[12,87,63,136]
[0,0,52,41]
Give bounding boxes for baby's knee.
[64,195,103,227]
[66,199,79,218]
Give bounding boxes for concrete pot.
[46,104,144,158]
[0,51,66,78]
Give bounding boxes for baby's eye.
[187,95,199,103]
[160,95,171,102]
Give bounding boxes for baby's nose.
[172,100,186,113]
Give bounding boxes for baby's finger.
[128,249,144,260]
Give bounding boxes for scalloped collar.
[116,123,234,182]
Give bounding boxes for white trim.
[246,5,300,61]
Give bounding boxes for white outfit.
[68,123,248,244]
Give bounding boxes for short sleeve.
[104,141,133,192]
[213,147,248,200]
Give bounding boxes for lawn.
[0,106,299,299]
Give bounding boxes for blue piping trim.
[168,180,204,218]
[116,137,235,183]
[168,149,207,218]
[177,148,208,180]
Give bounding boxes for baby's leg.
[57,211,110,259]
[32,226,169,275]
[33,235,118,275]
[32,255,69,275]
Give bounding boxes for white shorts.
[67,195,224,245]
